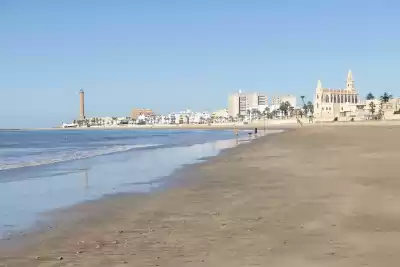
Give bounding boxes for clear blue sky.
[1,0,399,128]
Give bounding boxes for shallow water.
[0,129,250,237]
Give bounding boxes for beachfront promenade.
[2,124,400,266]
[43,117,400,132]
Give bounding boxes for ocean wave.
[0,144,160,171]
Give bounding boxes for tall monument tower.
[79,88,85,120]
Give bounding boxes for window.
[322,107,324,111]
[317,95,319,99]
[317,103,319,108]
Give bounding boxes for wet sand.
[2,125,400,266]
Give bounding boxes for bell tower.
[314,79,323,117]
[346,70,355,91]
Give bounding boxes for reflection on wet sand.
[84,170,88,189]
[0,137,264,237]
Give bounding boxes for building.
[271,95,297,108]
[228,91,268,117]
[212,109,228,118]
[167,110,211,124]
[270,95,297,114]
[131,108,154,120]
[314,70,363,119]
[364,98,400,118]
[79,88,85,120]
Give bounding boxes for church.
[313,70,363,119]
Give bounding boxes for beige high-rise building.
[79,88,85,120]
[228,91,268,117]
[314,70,362,119]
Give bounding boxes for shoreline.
[1,123,294,131]
[3,125,400,266]
[4,118,400,131]
[0,130,279,255]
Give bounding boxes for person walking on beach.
[234,128,239,144]
[296,117,303,127]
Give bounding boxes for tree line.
[365,92,395,119]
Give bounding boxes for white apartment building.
[228,91,268,117]
[271,95,297,108]
[168,110,211,124]
[212,109,228,118]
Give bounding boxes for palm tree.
[262,107,270,120]
[251,108,260,120]
[306,101,314,115]
[378,101,385,120]
[302,103,308,113]
[300,96,305,107]
[279,101,291,118]
[380,92,393,103]
[237,113,245,122]
[271,109,278,119]
[288,106,295,117]
[369,101,376,116]
[366,92,375,100]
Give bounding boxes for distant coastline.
[4,118,400,132]
[1,120,299,131]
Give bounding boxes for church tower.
[314,79,323,117]
[317,80,322,91]
[315,80,323,103]
[346,70,355,91]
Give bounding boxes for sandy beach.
[2,125,400,266]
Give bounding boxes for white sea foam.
[0,144,160,171]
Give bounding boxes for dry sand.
[2,125,400,266]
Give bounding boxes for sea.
[0,129,250,238]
